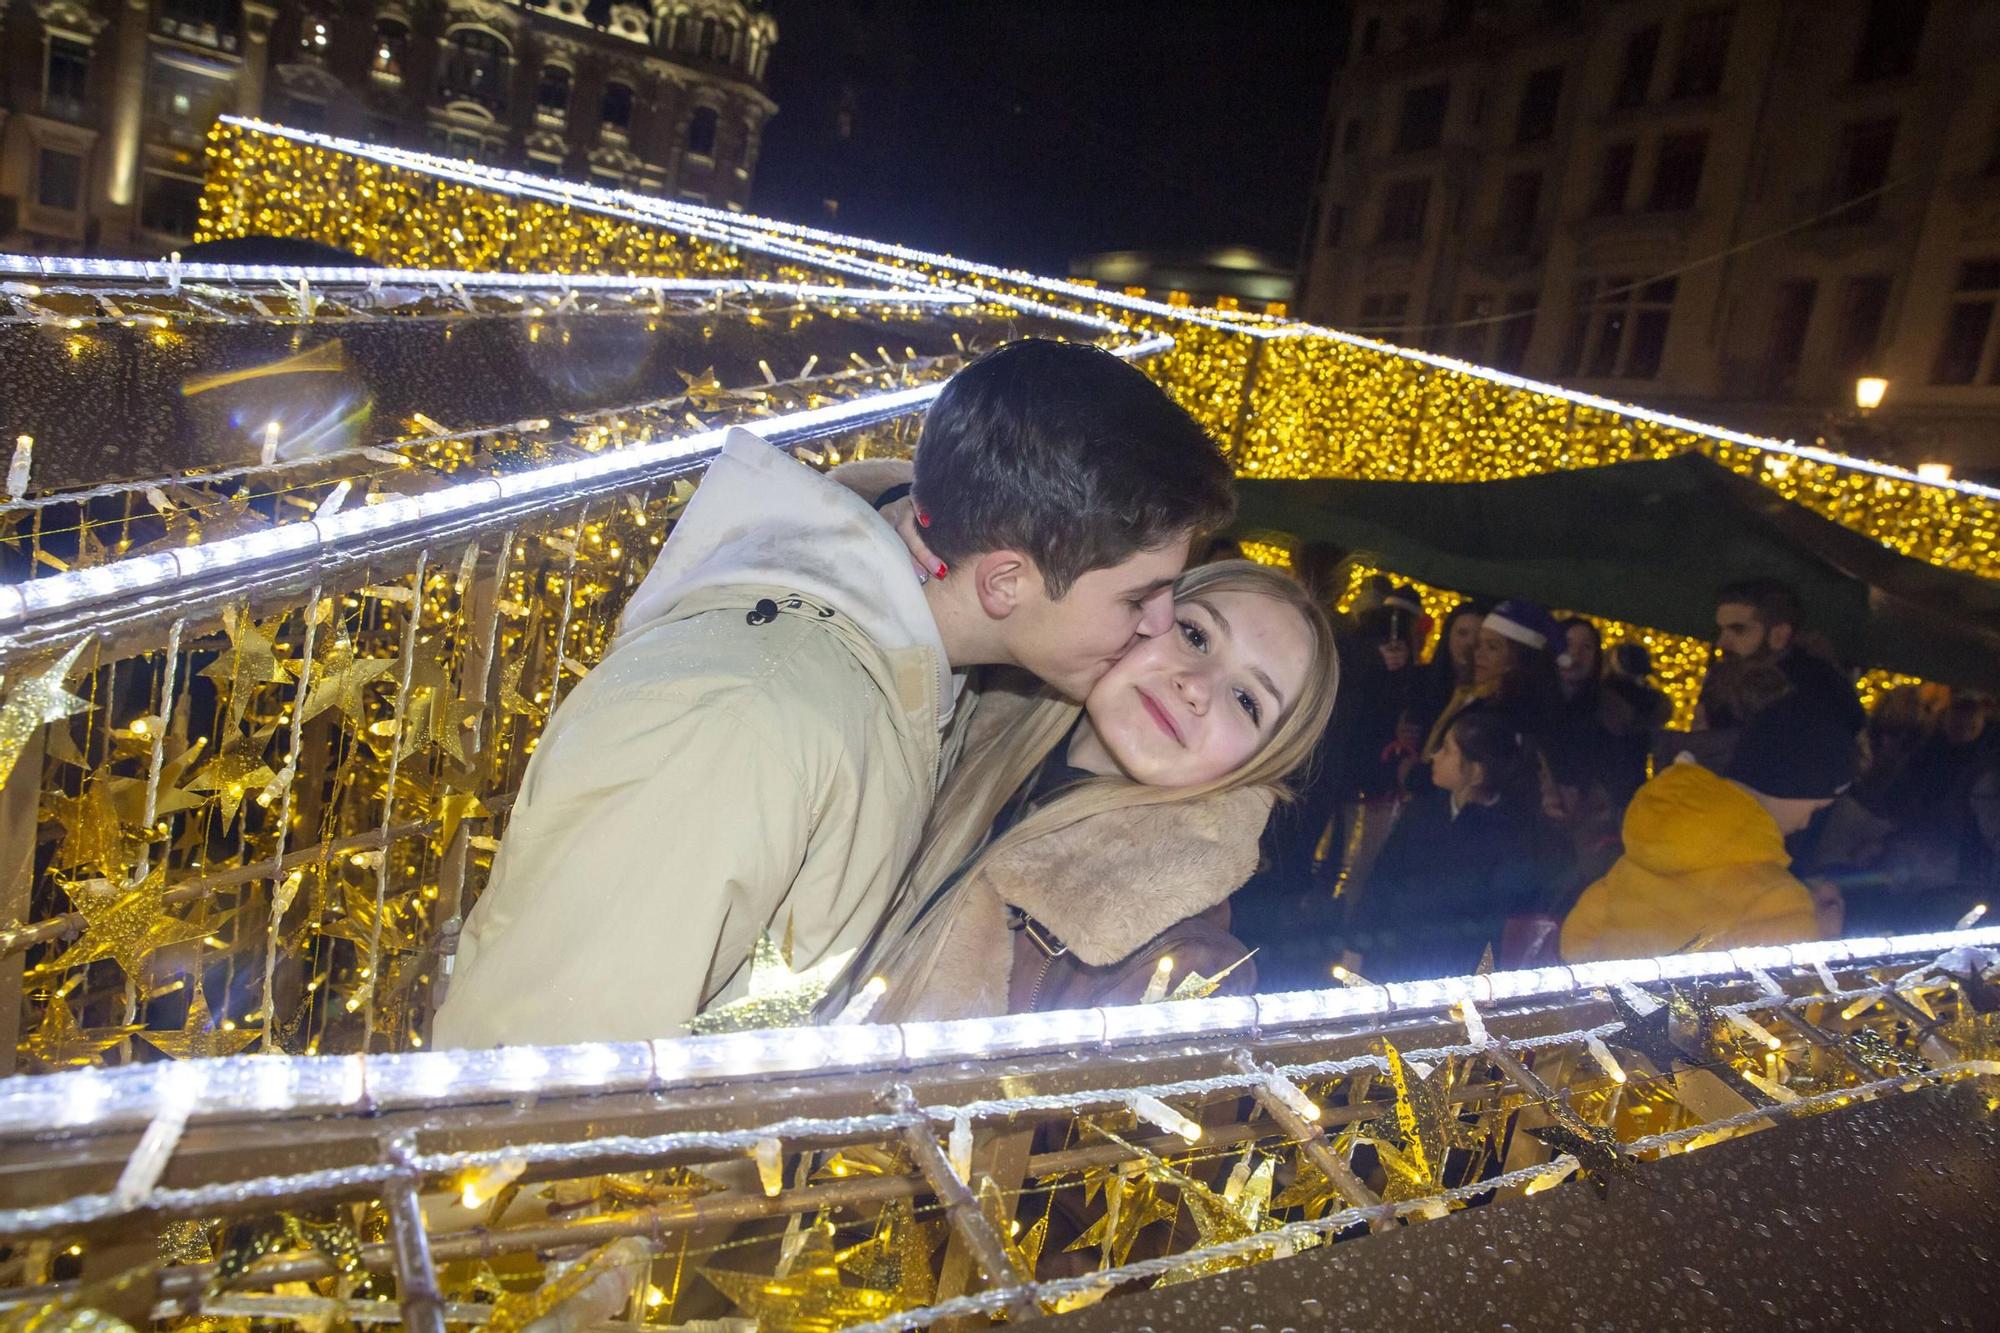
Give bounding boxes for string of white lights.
[0,959,1953,1240]
[3,927,1988,1149]
[0,345,966,520]
[0,329,1172,631]
[222,120,1998,505]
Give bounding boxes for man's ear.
[1767,622,1794,654]
[971,549,1037,620]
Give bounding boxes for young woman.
[1419,599,1489,725]
[1344,708,1559,981]
[852,561,1338,1022]
[1422,599,1563,760]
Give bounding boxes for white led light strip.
[1,923,1988,1139]
[0,252,969,306]
[0,331,1173,630]
[218,119,1995,504]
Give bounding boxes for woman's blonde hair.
[900,559,1340,915]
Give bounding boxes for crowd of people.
[1235,569,1995,991]
[424,339,1992,1051]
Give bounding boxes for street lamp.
[1854,375,1889,412]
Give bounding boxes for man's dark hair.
[913,339,1235,597]
[1715,577,1803,631]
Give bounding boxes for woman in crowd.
[1344,707,1561,980]
[855,561,1338,1021]
[1425,599,1563,757]
[1419,599,1489,728]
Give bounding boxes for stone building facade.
[1300,0,2000,472]
[0,0,775,255]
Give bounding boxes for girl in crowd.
[855,561,1338,1020]
[1344,707,1559,981]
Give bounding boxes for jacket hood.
[1619,759,1788,876]
[617,427,956,723]
[989,786,1275,967]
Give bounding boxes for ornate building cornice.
[32,0,109,38]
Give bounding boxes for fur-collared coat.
[873,685,1272,1023]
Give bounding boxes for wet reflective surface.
[1048,1083,2000,1331]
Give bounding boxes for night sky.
[750,2,1349,277]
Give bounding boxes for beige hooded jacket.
[432,429,956,1048]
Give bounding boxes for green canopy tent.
[1233,452,2000,690]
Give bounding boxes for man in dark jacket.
[1713,577,1866,737]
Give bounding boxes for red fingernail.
[917,509,931,528]
[935,562,948,579]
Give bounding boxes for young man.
[432,340,1235,1048]
[1713,577,1866,736]
[1560,690,1859,961]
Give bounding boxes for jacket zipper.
[1023,951,1055,1013]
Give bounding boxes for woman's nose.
[1176,671,1209,713]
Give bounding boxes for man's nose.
[1136,588,1175,639]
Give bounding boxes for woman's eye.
[1178,620,1207,652]
[1235,688,1261,724]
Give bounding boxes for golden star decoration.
[48,773,142,881]
[29,864,208,983]
[18,989,140,1070]
[702,1222,905,1333]
[1360,1040,1490,1203]
[1272,1125,1366,1220]
[111,736,210,823]
[677,366,729,411]
[139,982,260,1061]
[686,918,854,1035]
[1066,1159,1179,1271]
[496,657,543,720]
[0,639,92,788]
[199,607,291,724]
[181,726,277,827]
[291,636,393,728]
[834,1198,939,1310]
[393,658,483,766]
[319,880,420,957]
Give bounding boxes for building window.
[147,59,229,149]
[1494,294,1537,371]
[1647,131,1707,211]
[1835,274,1892,375]
[1494,169,1542,253]
[439,27,510,113]
[601,81,633,134]
[1931,260,1999,385]
[1394,82,1449,153]
[35,149,83,212]
[698,16,718,57]
[157,0,242,52]
[1564,276,1676,378]
[44,38,91,122]
[536,64,570,124]
[1356,292,1409,338]
[139,172,204,236]
[372,20,407,84]
[1852,0,1926,83]
[1612,25,1659,109]
[1590,141,1635,215]
[1670,8,1732,98]
[1514,67,1563,144]
[298,13,330,59]
[1830,117,1897,222]
[723,23,740,65]
[686,106,718,158]
[1375,177,1430,244]
[1763,279,1817,393]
